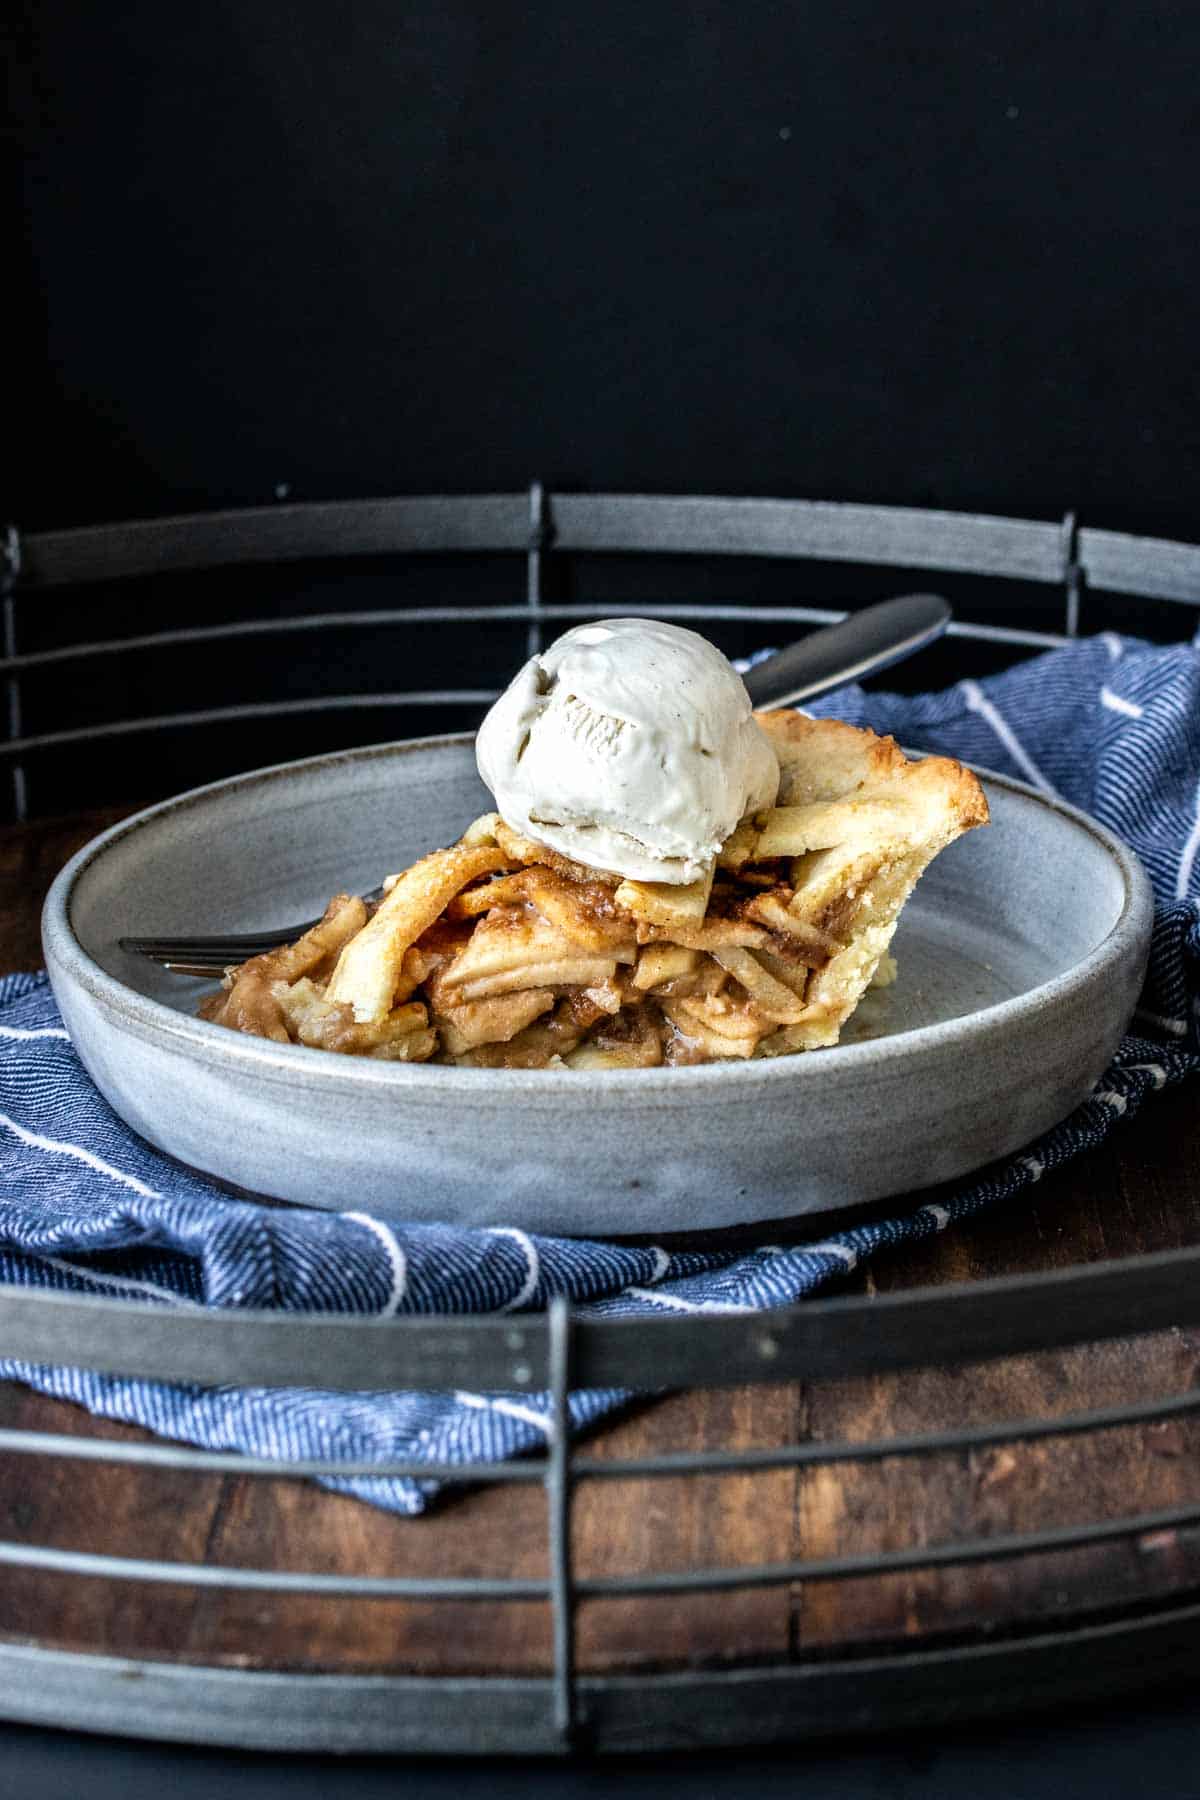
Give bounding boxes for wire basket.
[0,489,1198,1754]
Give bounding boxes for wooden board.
[1,807,1198,1677]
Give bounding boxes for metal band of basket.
[3,490,1198,769]
[14,489,1200,598]
[0,1241,1196,1394]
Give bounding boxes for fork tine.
[122,941,296,965]
[158,958,242,978]
[125,948,289,976]
[118,883,388,974]
[120,929,309,956]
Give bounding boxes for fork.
[120,592,950,975]
[122,887,390,977]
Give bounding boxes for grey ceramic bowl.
[42,735,1153,1236]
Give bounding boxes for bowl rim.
[41,732,1155,1099]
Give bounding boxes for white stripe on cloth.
[646,1245,671,1283]
[453,1391,554,1437]
[959,680,1061,798]
[1176,780,1200,900]
[37,1252,200,1308]
[345,1212,408,1317]
[491,1227,541,1312]
[0,1113,161,1199]
[804,1240,859,1266]
[623,1286,755,1315]
[1135,1007,1187,1037]
[1100,687,1144,719]
[0,1025,71,1042]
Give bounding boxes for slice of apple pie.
[200,713,988,1068]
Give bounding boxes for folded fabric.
[0,631,1197,1514]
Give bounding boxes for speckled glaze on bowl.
[42,735,1153,1236]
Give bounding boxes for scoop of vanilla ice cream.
[475,619,780,883]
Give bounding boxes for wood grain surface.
[1,806,1198,1677]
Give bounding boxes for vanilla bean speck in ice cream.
[475,619,781,884]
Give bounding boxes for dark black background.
[11,1,1200,533]
[8,1,1200,818]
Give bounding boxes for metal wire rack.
[5,486,1200,820]
[1,489,1199,1753]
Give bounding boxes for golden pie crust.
[200,713,989,1069]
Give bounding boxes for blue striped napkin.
[1,631,1197,1514]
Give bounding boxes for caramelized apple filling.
[200,714,987,1068]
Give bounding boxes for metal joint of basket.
[200,713,989,1068]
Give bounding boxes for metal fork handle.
[120,886,387,975]
[742,592,950,710]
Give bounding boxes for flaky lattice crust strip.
[200,714,988,1069]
